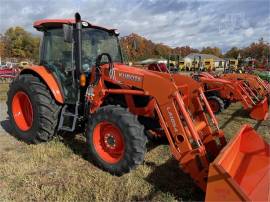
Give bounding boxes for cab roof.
[33,19,116,32]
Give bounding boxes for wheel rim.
[12,91,33,131]
[208,99,220,113]
[93,121,125,164]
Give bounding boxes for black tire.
[207,96,225,114]
[223,99,231,109]
[86,105,147,175]
[7,74,61,143]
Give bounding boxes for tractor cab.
[34,18,123,103]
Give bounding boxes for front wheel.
[86,105,147,175]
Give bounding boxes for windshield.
[41,27,122,71]
[81,28,122,71]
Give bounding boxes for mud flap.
[205,125,270,201]
[249,97,269,120]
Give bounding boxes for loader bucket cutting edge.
[205,125,270,202]
[249,97,269,121]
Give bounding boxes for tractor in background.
[179,60,185,71]
[7,13,269,201]
[203,58,214,71]
[194,72,269,120]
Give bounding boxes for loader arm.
[88,64,227,190]
[198,76,255,109]
[221,73,269,120]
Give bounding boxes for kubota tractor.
[194,72,269,120]
[7,13,269,201]
[221,73,270,100]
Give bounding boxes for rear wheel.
[207,96,225,114]
[7,74,61,143]
[86,105,147,175]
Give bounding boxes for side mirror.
[63,24,73,43]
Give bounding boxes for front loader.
[195,72,269,120]
[222,73,270,100]
[221,73,270,120]
[6,14,269,201]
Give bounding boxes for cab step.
[58,103,79,132]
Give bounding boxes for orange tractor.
[195,72,269,120]
[221,73,270,101]
[7,14,269,201]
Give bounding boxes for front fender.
[20,66,64,104]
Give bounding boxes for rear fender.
[20,66,64,104]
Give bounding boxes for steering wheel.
[90,53,114,86]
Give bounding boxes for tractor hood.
[104,63,202,107]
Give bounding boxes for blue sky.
[0,0,269,52]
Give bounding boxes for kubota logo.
[167,107,178,133]
[109,68,116,80]
[118,72,142,82]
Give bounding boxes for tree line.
[0,26,269,63]
[121,33,270,62]
[0,27,40,62]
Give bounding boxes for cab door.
[41,28,78,104]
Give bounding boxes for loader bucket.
[205,125,270,201]
[249,97,269,121]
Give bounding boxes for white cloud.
[244,28,254,37]
[0,0,269,51]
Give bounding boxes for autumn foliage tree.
[2,27,40,62]
[201,46,222,57]
[224,38,270,64]
[120,33,198,61]
[242,38,270,61]
[224,47,241,59]
[120,33,157,61]
[172,46,199,57]
[0,35,5,59]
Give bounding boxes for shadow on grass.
[220,108,250,129]
[133,158,204,201]
[1,119,13,135]
[146,137,168,152]
[60,134,169,168]
[59,133,89,160]
[254,120,262,130]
